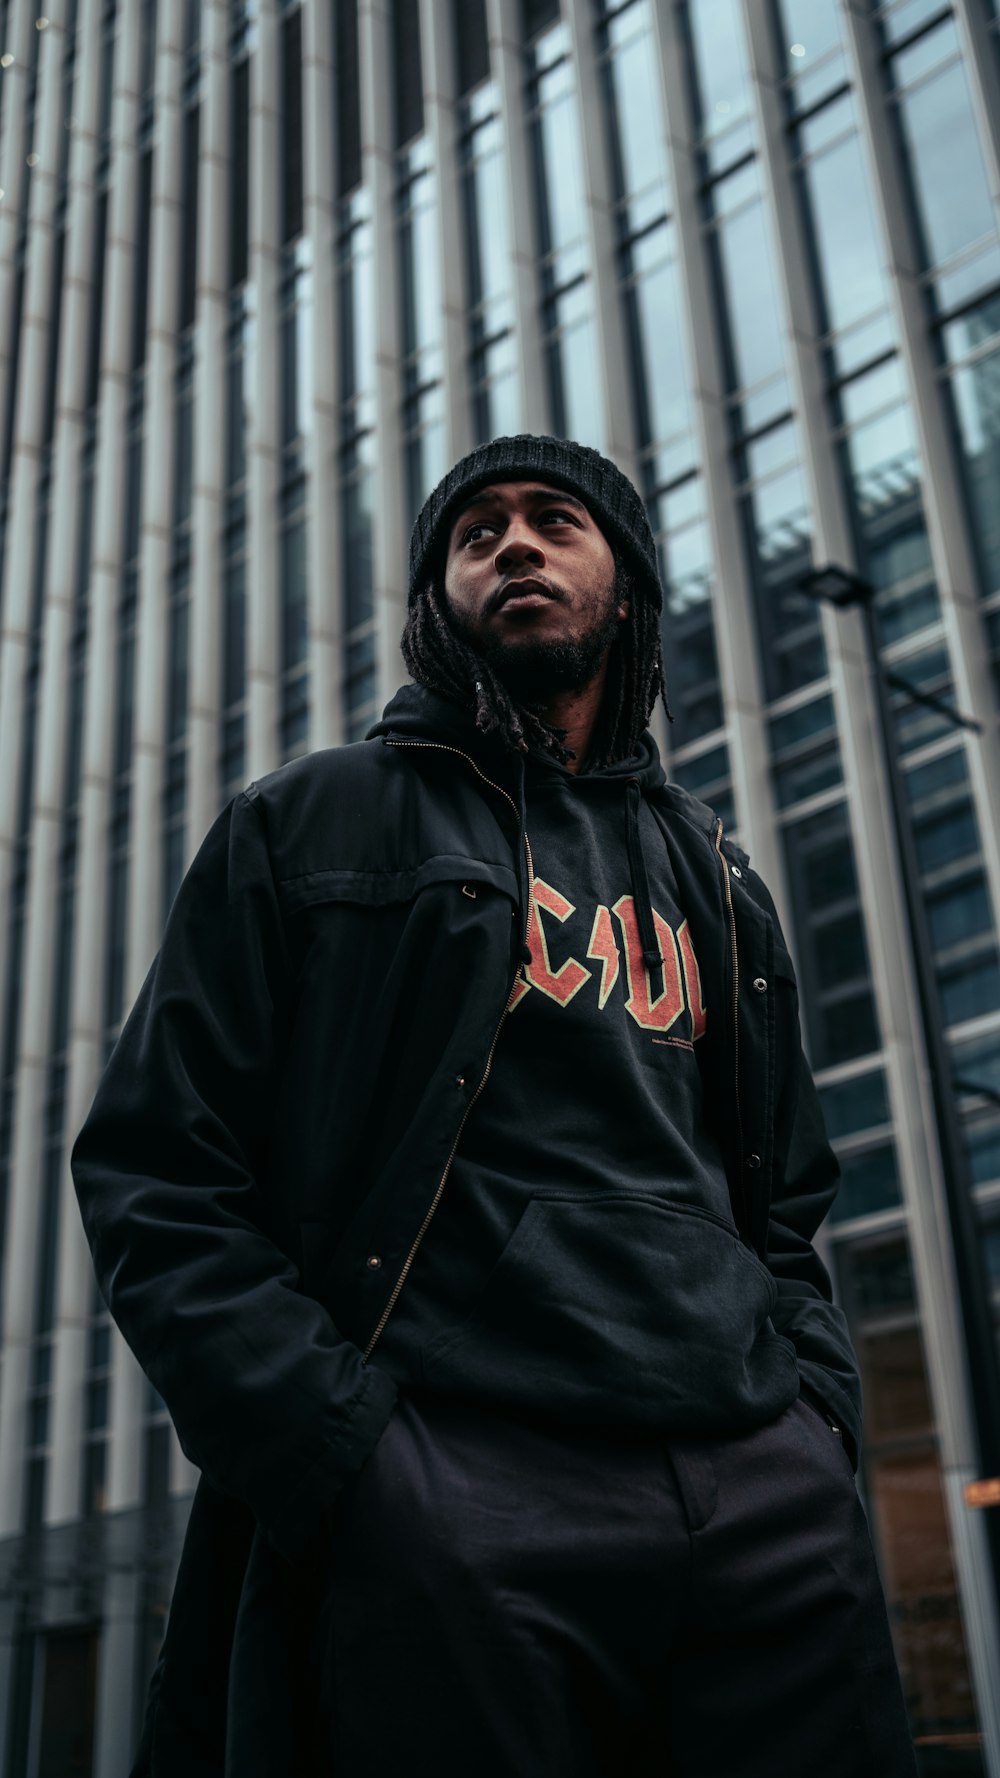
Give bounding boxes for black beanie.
[408,434,663,614]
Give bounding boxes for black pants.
[317,1392,916,1778]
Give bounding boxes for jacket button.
[366,1254,382,1270]
[746,1153,761,1170]
[731,865,743,879]
[455,1074,466,1088]
[753,977,767,993]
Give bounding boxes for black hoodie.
[376,734,799,1435]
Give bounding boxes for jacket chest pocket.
[281,863,521,1312]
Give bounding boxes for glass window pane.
[685,0,752,138]
[830,1142,901,1220]
[820,1069,890,1139]
[800,132,889,334]
[949,349,1000,597]
[714,197,788,391]
[534,76,588,266]
[466,114,511,312]
[775,0,843,67]
[553,310,604,449]
[781,802,879,1067]
[894,56,996,268]
[658,493,722,746]
[281,518,308,671]
[626,241,694,449]
[603,1,671,206]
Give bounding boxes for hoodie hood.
[368,682,666,790]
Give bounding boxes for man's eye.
[462,522,495,544]
[540,509,574,525]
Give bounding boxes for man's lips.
[493,578,559,612]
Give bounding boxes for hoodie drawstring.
[626,778,663,995]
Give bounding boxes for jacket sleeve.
[70,787,397,1562]
[755,882,864,1467]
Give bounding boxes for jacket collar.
[369,682,749,868]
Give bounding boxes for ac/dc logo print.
[511,876,707,1041]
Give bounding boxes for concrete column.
[359,0,407,713]
[0,8,79,1541]
[123,1,194,1507]
[14,0,102,1534]
[246,0,281,779]
[843,5,1000,944]
[0,6,39,491]
[837,12,1000,1768]
[187,0,228,843]
[648,0,785,900]
[564,0,633,470]
[487,0,547,435]
[302,0,342,749]
[0,10,62,1143]
[84,2,147,1545]
[742,10,1000,1768]
[420,0,472,468]
[124,19,183,1017]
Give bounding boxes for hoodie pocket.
[419,1192,798,1428]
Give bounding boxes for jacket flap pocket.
[279,855,519,915]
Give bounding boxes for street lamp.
[801,563,1000,1577]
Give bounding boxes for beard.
[448,565,625,707]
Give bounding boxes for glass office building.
[0,0,999,1769]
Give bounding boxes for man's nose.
[494,523,545,574]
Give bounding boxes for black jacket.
[72,684,861,1776]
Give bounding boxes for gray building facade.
[0,0,999,1771]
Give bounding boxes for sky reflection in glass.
[775,0,842,69]
[685,0,752,137]
[799,125,890,335]
[714,195,788,392]
[894,51,997,268]
[603,0,671,212]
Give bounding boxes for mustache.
[488,574,563,615]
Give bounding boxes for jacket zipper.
[363,738,534,1362]
[715,817,744,1162]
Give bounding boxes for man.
[73,435,915,1777]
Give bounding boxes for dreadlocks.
[401,559,667,770]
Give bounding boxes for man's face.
[442,480,627,702]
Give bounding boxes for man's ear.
[617,597,631,622]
